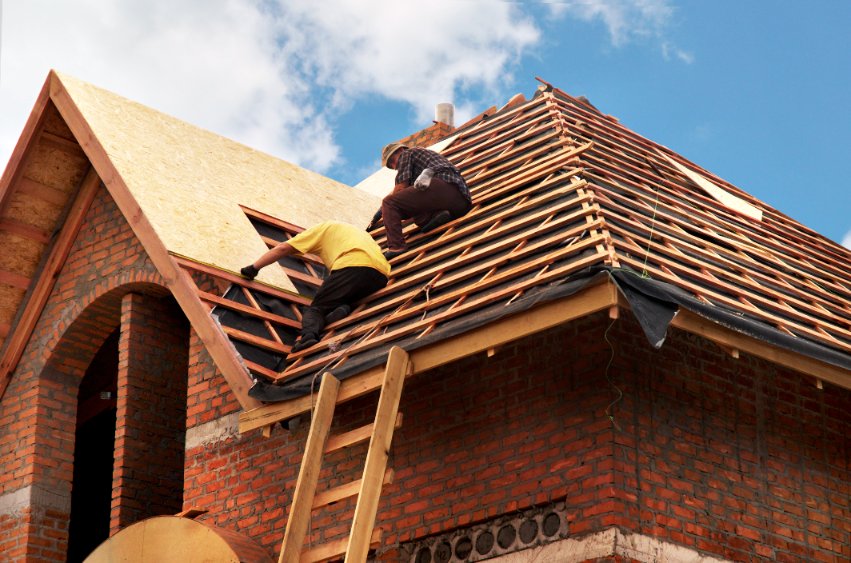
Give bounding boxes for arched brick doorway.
[39,284,190,562]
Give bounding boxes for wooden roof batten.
[239,81,851,433]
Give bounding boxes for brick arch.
[35,277,189,561]
[41,274,170,374]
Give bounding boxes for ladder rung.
[324,413,404,454]
[312,469,394,509]
[301,528,382,563]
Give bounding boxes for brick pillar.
[111,293,188,532]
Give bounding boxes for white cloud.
[662,41,694,64]
[0,0,539,174]
[545,0,691,61]
[0,0,684,177]
[842,230,851,250]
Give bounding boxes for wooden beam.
[278,373,340,563]
[0,75,52,218]
[670,309,851,392]
[239,281,619,433]
[301,529,381,563]
[0,269,31,290]
[16,177,69,206]
[345,346,409,563]
[0,218,51,244]
[324,413,403,454]
[311,469,394,510]
[0,166,100,399]
[49,71,262,410]
[39,131,85,155]
[199,290,300,329]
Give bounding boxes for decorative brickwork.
[0,184,188,561]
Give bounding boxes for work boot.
[383,248,406,260]
[325,304,351,325]
[290,332,318,353]
[420,210,452,233]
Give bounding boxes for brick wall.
[184,311,850,562]
[111,292,188,532]
[0,183,184,562]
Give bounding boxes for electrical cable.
[602,316,622,431]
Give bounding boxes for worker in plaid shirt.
[375,143,472,260]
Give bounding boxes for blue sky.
[1,1,849,247]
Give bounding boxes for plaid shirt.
[394,148,470,201]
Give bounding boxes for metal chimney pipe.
[435,103,455,127]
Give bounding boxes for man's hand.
[366,209,383,231]
[240,264,259,280]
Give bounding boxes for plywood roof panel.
[53,71,381,292]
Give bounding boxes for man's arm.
[240,242,296,279]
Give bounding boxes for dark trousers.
[300,266,387,336]
[381,178,471,250]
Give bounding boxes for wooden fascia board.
[0,76,52,215]
[670,309,851,392]
[238,280,621,433]
[0,167,100,400]
[47,72,261,411]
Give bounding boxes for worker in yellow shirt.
[240,221,390,353]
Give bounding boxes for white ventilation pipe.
[435,103,454,127]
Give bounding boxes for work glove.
[414,168,434,191]
[366,209,383,231]
[240,264,259,280]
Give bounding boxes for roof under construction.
[194,83,851,422]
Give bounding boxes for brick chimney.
[393,103,456,148]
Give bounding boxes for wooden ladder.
[278,346,410,563]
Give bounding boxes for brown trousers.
[380,178,471,249]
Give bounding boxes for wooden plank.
[222,325,289,354]
[200,290,300,329]
[670,309,851,392]
[618,254,848,349]
[281,240,607,378]
[0,75,52,218]
[174,256,312,307]
[0,218,51,244]
[278,373,340,563]
[0,269,31,290]
[15,177,69,206]
[239,281,619,433]
[612,224,851,340]
[312,469,394,509]
[49,73,263,410]
[324,413,402,454]
[0,166,100,399]
[301,529,381,563]
[39,131,85,155]
[329,184,595,335]
[345,346,408,562]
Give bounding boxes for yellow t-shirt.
[287,221,390,277]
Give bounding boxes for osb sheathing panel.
[0,232,43,274]
[22,140,88,193]
[0,286,25,327]
[5,191,63,231]
[55,71,381,293]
